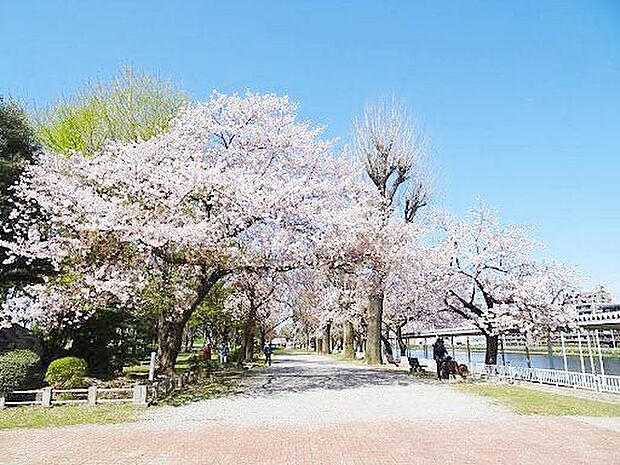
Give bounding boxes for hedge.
[0,349,42,394]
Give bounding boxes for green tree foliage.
[0,349,42,394]
[34,66,187,156]
[189,282,240,347]
[45,356,87,388]
[69,307,155,377]
[0,97,47,294]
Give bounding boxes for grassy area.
[123,351,197,377]
[157,368,244,407]
[456,382,620,416]
[0,404,143,430]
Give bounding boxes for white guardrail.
[470,363,620,394]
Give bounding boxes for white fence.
[0,385,147,409]
[470,363,620,394]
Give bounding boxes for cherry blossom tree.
[432,202,579,364]
[226,269,293,362]
[1,91,360,372]
[350,97,430,364]
[383,236,444,356]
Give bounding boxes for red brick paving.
[1,417,619,465]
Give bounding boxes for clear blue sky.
[1,1,619,297]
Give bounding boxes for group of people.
[200,342,274,366]
[201,343,230,364]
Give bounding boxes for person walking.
[202,344,212,362]
[219,343,229,365]
[433,337,448,380]
[263,342,273,366]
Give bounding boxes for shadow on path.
[240,352,438,397]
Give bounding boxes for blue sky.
[1,1,619,297]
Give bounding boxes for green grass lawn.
[123,351,197,377]
[457,382,620,416]
[0,404,143,430]
[156,364,249,406]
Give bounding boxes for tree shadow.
[240,353,439,397]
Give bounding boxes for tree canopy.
[34,66,187,156]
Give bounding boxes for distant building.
[565,285,619,315]
[562,285,619,347]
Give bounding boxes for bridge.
[402,310,620,339]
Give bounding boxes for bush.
[229,346,242,364]
[0,349,42,394]
[45,357,88,389]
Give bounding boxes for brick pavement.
[1,353,619,465]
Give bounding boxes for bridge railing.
[470,363,620,394]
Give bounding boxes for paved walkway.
[1,353,619,464]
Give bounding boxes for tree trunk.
[365,292,383,364]
[155,268,225,374]
[157,319,184,374]
[242,312,256,362]
[396,324,407,356]
[183,325,195,352]
[323,322,332,354]
[259,326,266,351]
[316,337,323,353]
[381,335,393,357]
[343,320,355,360]
[485,334,499,365]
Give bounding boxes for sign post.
[148,351,157,381]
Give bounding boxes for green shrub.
[229,346,242,364]
[45,357,88,389]
[186,353,217,372]
[0,349,42,394]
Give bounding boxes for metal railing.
[470,363,620,394]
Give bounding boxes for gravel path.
[144,353,508,428]
[1,352,619,465]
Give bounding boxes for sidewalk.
[1,353,618,465]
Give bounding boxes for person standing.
[202,344,212,362]
[263,342,273,366]
[219,343,229,365]
[433,337,448,380]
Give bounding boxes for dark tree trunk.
[485,334,499,365]
[343,320,355,360]
[322,322,332,354]
[183,325,195,352]
[157,319,185,375]
[365,292,383,364]
[395,323,407,356]
[242,310,256,363]
[316,337,323,353]
[381,335,393,357]
[155,268,225,374]
[259,326,266,351]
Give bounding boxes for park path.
[1,353,619,465]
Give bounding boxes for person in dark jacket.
[263,343,273,366]
[432,337,448,379]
